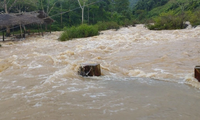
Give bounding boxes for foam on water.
[1,25,200,119]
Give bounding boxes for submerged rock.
[195,66,200,82]
[78,63,101,77]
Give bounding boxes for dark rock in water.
[195,66,200,82]
[78,63,101,77]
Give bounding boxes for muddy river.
[0,25,200,119]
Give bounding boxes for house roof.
[0,11,54,29]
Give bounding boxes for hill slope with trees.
[133,0,200,29]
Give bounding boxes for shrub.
[147,11,186,30]
[189,11,200,27]
[96,21,120,31]
[120,19,139,27]
[96,22,107,31]
[59,24,98,41]
[51,24,62,31]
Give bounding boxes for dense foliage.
[1,0,200,34]
[59,24,98,41]
[129,0,139,9]
[147,11,185,30]
[133,0,200,29]
[96,21,119,31]
[134,0,169,11]
[0,0,135,30]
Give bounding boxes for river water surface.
[0,25,200,120]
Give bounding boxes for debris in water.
[78,63,101,77]
[195,66,200,82]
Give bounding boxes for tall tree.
[77,0,87,24]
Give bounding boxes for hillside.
[133,0,200,29]
[134,0,200,19]
[148,0,200,18]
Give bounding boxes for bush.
[120,19,139,27]
[96,21,120,31]
[59,24,98,41]
[147,11,186,30]
[188,11,200,27]
[51,24,62,31]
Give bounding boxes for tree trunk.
[6,26,10,36]
[77,0,85,24]
[82,7,84,24]
[60,2,63,27]
[4,0,10,36]
[88,5,89,24]
[19,24,22,37]
[4,0,8,13]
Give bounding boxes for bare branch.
[77,0,83,9]
[4,0,8,13]
[8,0,18,12]
[48,2,58,15]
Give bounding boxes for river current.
[0,25,200,119]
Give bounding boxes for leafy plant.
[120,19,139,27]
[96,21,120,31]
[147,11,186,30]
[188,10,200,27]
[59,24,98,41]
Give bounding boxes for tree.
[114,0,129,13]
[77,0,87,24]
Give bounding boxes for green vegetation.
[188,11,200,26]
[133,0,200,29]
[120,19,138,27]
[147,11,185,30]
[96,21,120,31]
[1,0,200,39]
[59,19,139,41]
[129,0,140,9]
[59,24,98,41]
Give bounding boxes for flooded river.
[0,25,200,119]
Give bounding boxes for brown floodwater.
[0,25,200,120]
